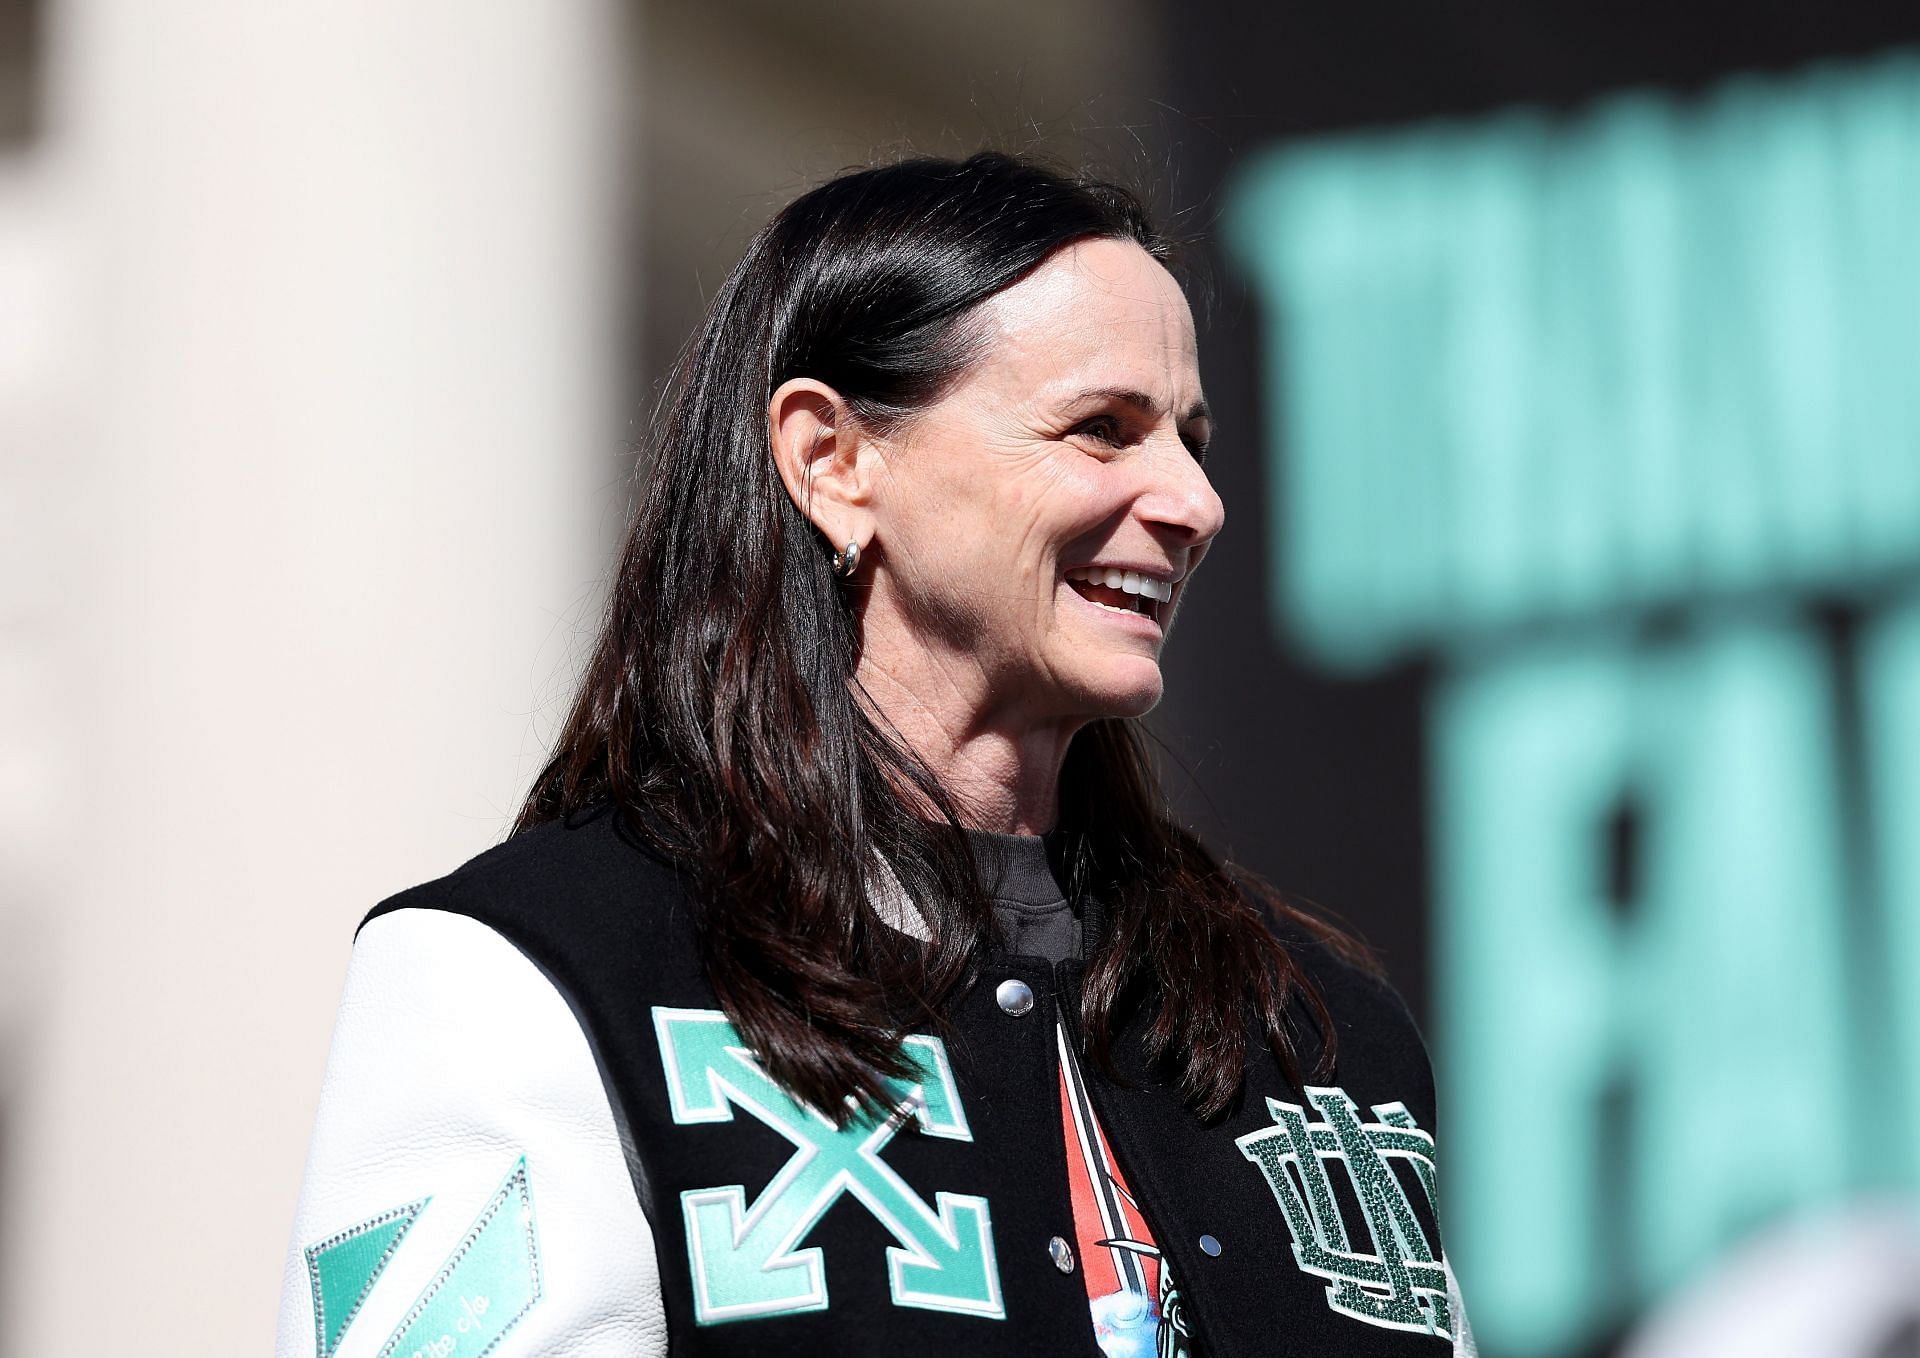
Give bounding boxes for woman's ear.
[768,377,877,554]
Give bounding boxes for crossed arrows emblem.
[652,1006,1005,1325]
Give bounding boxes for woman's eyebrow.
[1066,385,1212,426]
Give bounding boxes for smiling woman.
[277,153,1475,1358]
[768,233,1225,816]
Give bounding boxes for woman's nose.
[1138,438,1226,547]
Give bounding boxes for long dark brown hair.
[518,151,1367,1120]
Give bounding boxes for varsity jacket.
[276,803,1473,1357]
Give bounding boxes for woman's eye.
[1074,416,1127,448]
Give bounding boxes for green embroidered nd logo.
[1236,1086,1457,1341]
[652,1006,1005,1326]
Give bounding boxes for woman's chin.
[1063,658,1165,721]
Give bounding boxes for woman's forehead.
[970,239,1200,400]
[984,238,1192,338]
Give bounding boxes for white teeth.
[1065,567,1175,602]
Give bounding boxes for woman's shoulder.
[349,802,724,1055]
[359,801,691,942]
[1258,898,1436,1090]
[282,821,670,1355]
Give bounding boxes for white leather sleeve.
[275,908,667,1358]
[1445,1257,1477,1357]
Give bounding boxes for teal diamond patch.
[305,1200,426,1358]
[377,1157,543,1358]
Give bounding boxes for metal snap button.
[1049,1235,1076,1273]
[1198,1233,1222,1257]
[995,978,1035,1016]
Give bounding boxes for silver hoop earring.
[831,540,861,579]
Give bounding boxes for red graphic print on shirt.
[1056,1024,1192,1358]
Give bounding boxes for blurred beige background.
[0,2,1158,1351]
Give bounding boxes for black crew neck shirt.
[963,828,1079,964]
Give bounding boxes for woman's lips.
[1065,576,1162,627]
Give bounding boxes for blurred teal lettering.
[1863,597,1920,1187]
[1430,621,1855,1355]
[1225,53,1920,673]
[1226,48,1920,1358]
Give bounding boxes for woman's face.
[862,237,1224,727]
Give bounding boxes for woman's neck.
[853,660,1081,835]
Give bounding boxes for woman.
[276,152,1472,1358]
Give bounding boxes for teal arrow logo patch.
[653,1006,1005,1325]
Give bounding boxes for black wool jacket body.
[275,804,1473,1358]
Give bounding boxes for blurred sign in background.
[1223,52,1920,1356]
[2,2,1918,1354]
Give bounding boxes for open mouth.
[1064,566,1172,624]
